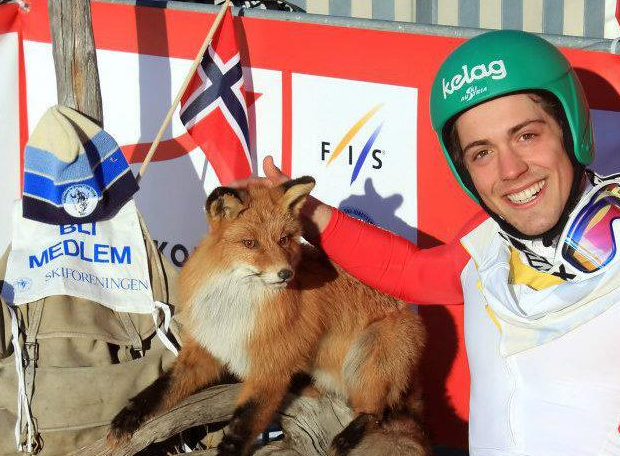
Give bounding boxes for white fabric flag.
[2,199,154,313]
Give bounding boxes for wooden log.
[65,384,353,456]
[65,382,429,456]
[182,451,218,456]
[65,384,241,456]
[254,394,353,456]
[48,0,103,126]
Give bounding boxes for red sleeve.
[317,208,488,305]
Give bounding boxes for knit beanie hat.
[22,105,139,225]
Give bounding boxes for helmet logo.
[463,86,486,102]
[442,60,507,100]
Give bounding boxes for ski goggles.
[561,182,620,274]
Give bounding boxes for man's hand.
[229,155,333,239]
[229,156,289,189]
[263,155,290,186]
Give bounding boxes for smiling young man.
[251,30,620,455]
[453,92,575,237]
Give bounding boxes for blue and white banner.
[2,200,154,313]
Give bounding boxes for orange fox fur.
[108,177,427,456]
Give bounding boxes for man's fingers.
[228,176,267,189]
[263,156,289,185]
[228,156,289,189]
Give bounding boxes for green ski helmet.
[430,30,594,202]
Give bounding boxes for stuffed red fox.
[107,177,428,456]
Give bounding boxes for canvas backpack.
[0,213,180,456]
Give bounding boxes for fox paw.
[217,432,246,456]
[330,414,373,456]
[216,401,257,456]
[106,404,143,448]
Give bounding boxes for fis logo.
[320,104,385,185]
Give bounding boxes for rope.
[7,305,36,453]
[152,301,178,356]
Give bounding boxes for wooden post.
[48,0,103,126]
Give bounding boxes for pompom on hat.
[22,105,139,224]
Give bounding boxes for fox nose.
[278,269,294,281]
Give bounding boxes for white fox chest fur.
[187,272,270,378]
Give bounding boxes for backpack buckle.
[23,342,38,364]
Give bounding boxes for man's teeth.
[507,180,545,204]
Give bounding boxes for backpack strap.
[24,300,43,404]
[137,211,170,303]
[23,300,44,453]
[136,212,179,357]
[117,312,145,357]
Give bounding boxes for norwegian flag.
[179,7,252,184]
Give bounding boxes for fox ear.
[205,187,246,221]
[280,176,316,215]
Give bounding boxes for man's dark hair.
[446,90,570,166]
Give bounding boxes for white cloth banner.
[2,199,154,313]
[0,32,20,253]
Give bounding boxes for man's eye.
[520,133,536,141]
[473,149,490,161]
[242,239,258,249]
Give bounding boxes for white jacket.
[461,217,620,456]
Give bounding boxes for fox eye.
[278,235,290,247]
[242,239,258,249]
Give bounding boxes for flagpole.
[137,0,231,182]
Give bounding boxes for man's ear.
[205,187,246,222]
[280,176,316,216]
